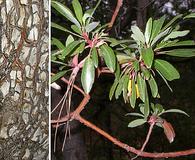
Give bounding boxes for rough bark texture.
[0,0,49,159]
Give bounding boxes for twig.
[131,122,155,160]
[108,0,123,28]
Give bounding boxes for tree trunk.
[0,0,49,159]
[137,0,149,30]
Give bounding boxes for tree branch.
[75,115,195,158]
[108,0,123,28]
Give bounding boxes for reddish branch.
[51,84,195,158]
[108,0,123,28]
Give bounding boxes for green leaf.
[133,60,140,72]
[100,44,116,72]
[141,47,154,68]
[85,22,100,33]
[73,41,86,55]
[156,70,173,92]
[163,49,195,58]
[122,75,129,102]
[115,76,124,99]
[51,1,81,27]
[162,14,183,31]
[145,18,153,44]
[51,70,68,83]
[168,40,195,47]
[160,109,189,117]
[60,41,81,59]
[125,113,144,118]
[163,30,189,41]
[148,75,158,98]
[115,61,121,80]
[51,37,66,50]
[71,25,82,35]
[184,13,195,19]
[130,79,136,108]
[154,59,180,81]
[128,119,146,128]
[137,73,146,102]
[141,67,151,80]
[150,16,166,43]
[154,103,164,115]
[131,26,145,44]
[144,87,150,118]
[151,28,171,46]
[82,12,92,25]
[109,79,119,100]
[51,22,81,38]
[81,57,95,94]
[116,53,134,64]
[65,35,74,46]
[91,48,98,68]
[72,0,83,24]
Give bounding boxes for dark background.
[51,0,195,159]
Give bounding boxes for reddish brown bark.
[108,0,123,28]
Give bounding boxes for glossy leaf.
[85,22,100,33]
[51,37,66,50]
[141,47,154,68]
[100,44,116,72]
[137,73,146,102]
[145,18,153,44]
[151,28,171,46]
[154,59,180,81]
[163,30,189,41]
[81,57,95,94]
[61,41,81,58]
[163,49,195,57]
[126,113,144,118]
[144,87,150,118]
[115,76,124,99]
[128,119,146,128]
[72,0,83,24]
[52,22,81,37]
[65,35,74,46]
[51,70,68,83]
[141,67,151,80]
[73,41,86,55]
[131,26,145,44]
[150,16,166,42]
[184,13,195,19]
[123,75,129,102]
[109,79,119,100]
[51,1,81,27]
[71,25,82,35]
[162,14,183,31]
[91,48,98,68]
[160,109,189,117]
[116,53,134,64]
[130,79,136,108]
[148,75,158,98]
[156,70,173,92]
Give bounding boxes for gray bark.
[0,0,49,159]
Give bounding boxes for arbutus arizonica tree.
[51,0,195,159]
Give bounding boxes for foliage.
[51,0,195,148]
